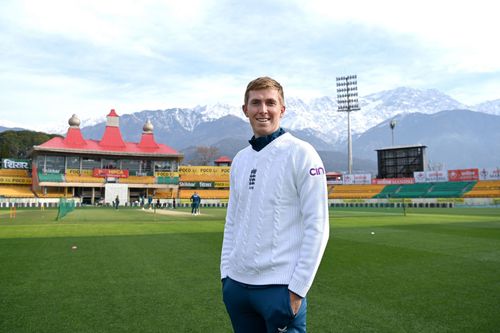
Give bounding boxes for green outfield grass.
[0,206,499,332]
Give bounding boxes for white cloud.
[297,0,500,72]
[0,69,110,128]
[2,0,214,54]
[0,0,499,130]
[448,79,500,105]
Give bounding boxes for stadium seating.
[119,176,155,184]
[463,180,500,198]
[34,187,72,198]
[424,181,475,198]
[154,189,176,199]
[0,169,32,187]
[179,174,229,182]
[179,189,230,199]
[373,185,401,198]
[65,174,105,184]
[374,182,476,199]
[389,183,433,198]
[0,169,30,177]
[328,184,385,199]
[0,185,35,198]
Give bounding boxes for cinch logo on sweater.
[248,168,257,189]
[309,167,325,176]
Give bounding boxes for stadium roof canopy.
[214,156,232,163]
[375,144,427,151]
[32,110,182,158]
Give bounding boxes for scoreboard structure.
[376,145,427,179]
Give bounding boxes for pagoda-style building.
[31,110,183,205]
[214,156,232,167]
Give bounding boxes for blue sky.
[1,0,499,130]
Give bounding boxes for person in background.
[220,77,329,333]
[190,192,201,215]
[114,195,120,210]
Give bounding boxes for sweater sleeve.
[220,158,238,280]
[288,144,330,297]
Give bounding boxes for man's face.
[243,88,285,138]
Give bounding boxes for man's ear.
[242,104,248,118]
[280,105,286,118]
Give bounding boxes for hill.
[0,130,62,159]
[35,86,500,171]
[352,109,500,169]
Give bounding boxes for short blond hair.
[244,77,284,106]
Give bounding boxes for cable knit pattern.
[221,133,329,297]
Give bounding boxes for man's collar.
[249,128,286,152]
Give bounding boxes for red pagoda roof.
[215,156,232,163]
[107,109,119,117]
[36,136,179,156]
[34,110,180,157]
[138,133,159,149]
[99,126,126,148]
[64,127,86,146]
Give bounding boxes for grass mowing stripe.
[0,208,226,239]
[333,225,500,263]
[0,232,230,332]
[311,236,499,332]
[1,206,499,332]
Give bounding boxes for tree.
[0,130,61,159]
[191,146,219,166]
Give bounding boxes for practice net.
[56,198,76,220]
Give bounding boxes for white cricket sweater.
[220,132,329,297]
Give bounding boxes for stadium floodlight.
[390,119,396,146]
[336,75,361,174]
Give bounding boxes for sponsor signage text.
[155,171,180,177]
[179,166,230,176]
[343,173,372,185]
[93,169,129,178]
[0,176,32,184]
[179,181,215,188]
[414,171,448,183]
[448,168,479,182]
[479,167,500,180]
[2,158,30,169]
[372,178,415,185]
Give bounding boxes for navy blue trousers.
[222,277,307,333]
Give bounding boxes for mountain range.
[2,87,499,173]
[353,109,500,171]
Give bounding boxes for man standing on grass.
[220,77,329,332]
[190,191,201,215]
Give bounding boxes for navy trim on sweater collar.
[249,128,286,152]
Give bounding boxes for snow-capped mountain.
[279,87,498,144]
[78,86,499,148]
[278,87,473,144]
[3,86,498,170]
[356,87,467,130]
[353,109,500,170]
[4,86,500,140]
[473,99,500,116]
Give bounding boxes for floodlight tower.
[336,75,360,174]
[390,119,396,146]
